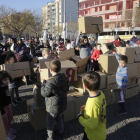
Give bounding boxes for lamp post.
[70,14,74,40]
[63,0,66,45]
[116,0,120,35]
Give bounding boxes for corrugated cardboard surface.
[106,75,117,88]
[33,85,45,107]
[126,84,139,99]
[27,99,47,131]
[0,112,7,140]
[103,86,117,106]
[99,54,118,75]
[13,62,30,70]
[24,68,31,76]
[135,54,140,62]
[137,78,140,92]
[136,62,140,78]
[127,76,136,86]
[117,47,135,64]
[78,17,103,34]
[7,70,24,79]
[101,43,115,54]
[1,63,13,71]
[134,47,140,54]
[127,63,137,77]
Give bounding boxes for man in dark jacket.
[41,60,67,140]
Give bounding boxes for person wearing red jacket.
[91,43,102,71]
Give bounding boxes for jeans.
[10,87,19,102]
[2,104,13,135]
[119,88,126,111]
[86,58,91,72]
[47,112,64,138]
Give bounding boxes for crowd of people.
[0,32,139,140]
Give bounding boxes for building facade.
[79,0,140,35]
[42,0,78,37]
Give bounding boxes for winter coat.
[41,73,67,115]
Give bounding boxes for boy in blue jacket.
[113,50,128,115]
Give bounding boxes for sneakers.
[11,100,18,106]
[7,133,16,140]
[116,109,127,115]
[8,128,17,134]
[15,98,24,103]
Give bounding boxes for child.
[5,53,23,106]
[91,43,103,71]
[76,31,92,71]
[54,46,63,59]
[0,71,17,140]
[78,71,106,140]
[113,51,128,115]
[41,60,67,140]
[42,48,51,59]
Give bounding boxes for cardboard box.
[103,86,117,106]
[101,43,115,54]
[27,98,47,131]
[63,95,76,122]
[13,62,30,70]
[134,47,140,54]
[73,71,106,93]
[135,54,140,62]
[126,84,139,99]
[0,112,7,140]
[127,63,137,77]
[99,54,118,75]
[136,62,140,78]
[7,70,24,79]
[117,47,135,63]
[59,48,90,74]
[127,76,136,86]
[78,17,103,34]
[24,68,31,76]
[1,63,13,70]
[137,78,140,92]
[70,92,87,116]
[106,75,117,88]
[33,84,45,107]
[39,59,77,82]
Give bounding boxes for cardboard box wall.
[78,17,103,34]
[33,84,45,107]
[117,47,135,64]
[137,78,140,92]
[39,59,77,82]
[59,48,90,74]
[99,54,118,75]
[126,84,139,99]
[136,62,140,78]
[103,86,117,106]
[73,71,106,94]
[101,43,115,54]
[106,75,117,88]
[27,98,47,131]
[127,63,137,77]
[0,112,7,140]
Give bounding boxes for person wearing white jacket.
[66,39,73,50]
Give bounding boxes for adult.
[10,38,17,52]
[15,39,31,85]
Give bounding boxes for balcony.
[79,0,123,10]
[85,9,116,16]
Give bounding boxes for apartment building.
[42,0,78,36]
[79,0,140,35]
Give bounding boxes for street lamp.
[115,0,120,35]
[70,15,74,40]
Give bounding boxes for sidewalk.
[11,85,140,140]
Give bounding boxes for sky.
[1,0,51,12]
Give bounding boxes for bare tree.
[67,21,78,40]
